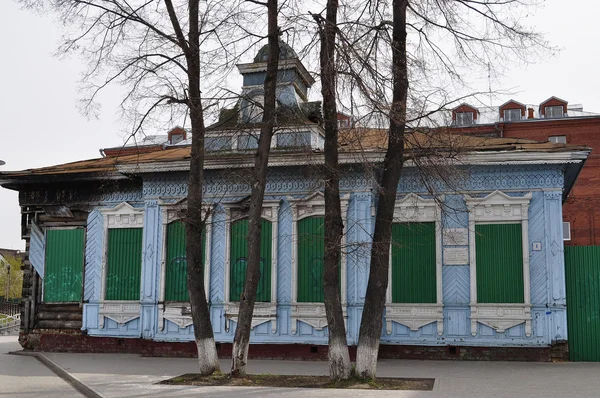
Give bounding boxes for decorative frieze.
[223,302,278,334]
[290,303,347,334]
[385,303,444,335]
[98,301,141,328]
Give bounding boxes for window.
[503,109,522,122]
[563,222,571,241]
[276,131,311,148]
[466,191,532,337]
[545,105,564,118]
[205,136,232,151]
[247,95,264,123]
[549,135,567,144]
[105,228,143,301]
[238,134,259,150]
[391,223,436,303]
[169,133,184,145]
[297,216,325,302]
[44,228,85,303]
[475,223,524,303]
[455,112,474,126]
[229,218,272,302]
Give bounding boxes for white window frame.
[157,202,213,331]
[563,222,571,241]
[466,191,532,337]
[503,108,522,122]
[289,192,349,334]
[98,202,144,328]
[385,193,444,336]
[549,135,567,144]
[545,105,565,118]
[455,111,474,126]
[222,200,280,334]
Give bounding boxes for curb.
[9,350,106,398]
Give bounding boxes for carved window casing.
[98,202,144,328]
[385,193,444,336]
[223,200,280,334]
[157,202,213,331]
[289,192,349,334]
[466,190,532,336]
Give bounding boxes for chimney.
[527,108,534,119]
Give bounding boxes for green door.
[229,218,272,302]
[565,246,600,361]
[391,222,436,303]
[475,223,524,303]
[164,220,207,301]
[297,216,325,303]
[105,228,143,301]
[44,228,85,302]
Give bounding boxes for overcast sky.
[1,0,599,250]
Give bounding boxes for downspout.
[494,122,504,138]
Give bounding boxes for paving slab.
[42,350,600,398]
[0,336,83,397]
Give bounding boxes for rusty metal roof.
[0,130,589,181]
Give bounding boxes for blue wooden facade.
[21,163,571,348]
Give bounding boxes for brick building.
[446,97,600,246]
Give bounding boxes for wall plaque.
[444,247,469,265]
[443,228,469,246]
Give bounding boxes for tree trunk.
[317,0,351,381]
[231,0,280,377]
[356,0,409,380]
[182,0,219,376]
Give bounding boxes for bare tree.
[231,0,280,378]
[312,0,352,381]
[20,0,258,375]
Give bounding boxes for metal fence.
[0,301,20,317]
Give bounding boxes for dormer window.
[503,109,522,122]
[167,127,187,145]
[276,131,311,148]
[238,133,259,150]
[169,133,184,144]
[455,112,474,126]
[539,96,568,119]
[545,105,564,119]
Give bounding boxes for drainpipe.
[494,122,504,138]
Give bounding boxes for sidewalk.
[0,336,82,397]
[4,334,600,398]
[42,350,600,398]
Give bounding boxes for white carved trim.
[159,204,213,306]
[99,203,144,315]
[470,304,532,336]
[157,303,194,331]
[385,303,444,335]
[223,302,278,334]
[102,202,144,229]
[386,194,444,335]
[290,303,348,334]
[466,191,532,336]
[98,301,141,328]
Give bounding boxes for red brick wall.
[21,331,568,362]
[453,117,600,246]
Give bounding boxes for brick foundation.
[19,330,569,362]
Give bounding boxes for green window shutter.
[391,222,437,304]
[105,228,143,301]
[297,216,325,303]
[229,218,272,302]
[44,228,85,303]
[164,221,208,302]
[475,223,524,303]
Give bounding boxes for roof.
[0,130,588,179]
